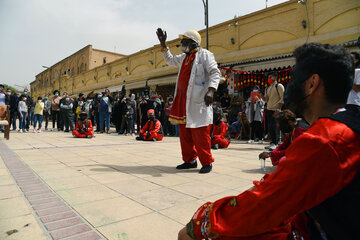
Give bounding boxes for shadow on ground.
[80,164,199,177]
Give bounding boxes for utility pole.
[202,0,209,50]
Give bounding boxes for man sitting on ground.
[259,109,309,166]
[136,109,164,141]
[72,112,94,138]
[178,43,360,240]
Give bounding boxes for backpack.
[99,98,108,112]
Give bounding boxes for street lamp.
[42,65,62,92]
[202,0,209,50]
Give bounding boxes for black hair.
[267,71,278,79]
[79,93,84,97]
[293,43,354,104]
[350,51,360,68]
[0,84,4,88]
[37,96,42,100]
[53,90,60,95]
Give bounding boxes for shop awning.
[106,84,124,92]
[125,80,147,90]
[147,75,177,86]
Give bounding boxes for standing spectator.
[43,94,51,130]
[130,93,137,133]
[83,97,93,120]
[263,71,284,150]
[157,28,220,173]
[347,52,360,106]
[51,90,61,131]
[220,91,231,111]
[33,96,44,133]
[227,93,243,124]
[99,89,113,134]
[9,90,19,131]
[18,95,28,133]
[24,90,34,131]
[60,92,74,132]
[92,93,101,132]
[73,93,85,122]
[246,85,265,143]
[125,101,135,136]
[0,84,6,132]
[164,96,175,136]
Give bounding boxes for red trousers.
[179,124,214,166]
[143,132,164,141]
[72,130,93,138]
[211,137,230,148]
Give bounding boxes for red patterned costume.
[211,122,230,148]
[139,118,164,141]
[186,113,360,239]
[169,50,214,166]
[72,119,93,138]
[270,126,306,166]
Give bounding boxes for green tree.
[3,84,18,93]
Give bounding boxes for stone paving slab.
[0,127,274,239]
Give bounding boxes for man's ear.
[306,74,321,95]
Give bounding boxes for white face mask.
[66,98,70,101]
[24,98,27,101]
[6,92,11,95]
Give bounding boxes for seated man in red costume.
[178,43,360,240]
[72,112,93,138]
[211,107,230,150]
[136,109,164,141]
[259,109,309,166]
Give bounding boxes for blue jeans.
[33,114,43,129]
[11,111,17,130]
[267,110,278,144]
[19,112,27,130]
[99,111,110,131]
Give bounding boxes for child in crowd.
[33,96,44,133]
[18,95,28,133]
[72,112,94,138]
[125,101,135,136]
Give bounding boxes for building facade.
[31,0,360,99]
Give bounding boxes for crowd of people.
[1,27,359,239]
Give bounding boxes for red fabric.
[72,120,93,138]
[211,122,230,148]
[179,124,213,166]
[140,119,163,141]
[189,118,360,239]
[169,51,197,123]
[270,127,306,166]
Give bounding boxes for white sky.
[0,0,287,90]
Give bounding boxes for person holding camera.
[136,109,163,141]
[72,111,93,138]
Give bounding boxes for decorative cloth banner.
[220,66,293,90]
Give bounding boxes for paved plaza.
[0,128,275,240]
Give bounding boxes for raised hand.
[156,28,167,48]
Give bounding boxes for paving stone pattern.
[0,141,104,240]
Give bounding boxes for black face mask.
[180,39,198,54]
[284,65,309,116]
[80,115,87,121]
[149,115,155,121]
[279,123,293,134]
[213,113,221,125]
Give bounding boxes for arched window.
[80,63,84,73]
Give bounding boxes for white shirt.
[347,69,360,106]
[0,92,5,105]
[163,48,220,128]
